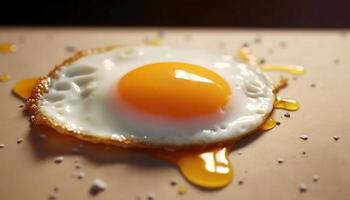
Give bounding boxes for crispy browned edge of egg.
[26,45,279,150]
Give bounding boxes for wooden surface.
[0,28,349,200]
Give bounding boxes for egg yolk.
[117,62,231,118]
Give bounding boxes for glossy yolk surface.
[117,62,231,118]
[13,78,38,100]
[151,145,233,188]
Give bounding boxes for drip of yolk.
[13,78,38,100]
[0,43,16,53]
[260,117,277,131]
[118,62,231,118]
[260,65,304,75]
[150,145,233,189]
[274,96,300,111]
[0,74,11,82]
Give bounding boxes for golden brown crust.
[26,45,276,150]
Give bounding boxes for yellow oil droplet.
[146,38,161,46]
[261,117,277,131]
[151,145,233,189]
[260,65,304,75]
[274,96,300,111]
[13,78,38,100]
[0,74,11,82]
[0,43,16,53]
[237,47,257,65]
[177,185,188,195]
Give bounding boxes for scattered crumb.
[334,59,340,64]
[48,194,56,200]
[302,151,307,155]
[17,138,23,144]
[300,135,309,141]
[53,187,59,192]
[177,185,187,195]
[90,179,107,195]
[254,37,262,44]
[333,136,340,141]
[54,156,64,164]
[278,158,284,164]
[76,172,85,179]
[170,179,178,186]
[310,84,316,88]
[65,45,78,52]
[0,144,5,148]
[293,76,298,81]
[19,104,24,108]
[0,74,11,82]
[39,134,47,139]
[242,42,249,47]
[313,175,319,182]
[299,183,307,193]
[259,58,266,65]
[284,113,290,118]
[237,151,242,155]
[75,163,81,169]
[276,121,281,126]
[147,192,156,200]
[238,180,244,185]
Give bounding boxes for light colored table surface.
[0,28,349,200]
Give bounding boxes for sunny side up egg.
[27,46,275,148]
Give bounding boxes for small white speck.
[313,175,319,182]
[237,151,243,155]
[90,179,107,195]
[278,158,284,164]
[54,156,64,164]
[299,183,307,192]
[17,138,23,144]
[0,144,5,148]
[147,192,156,200]
[300,135,309,140]
[333,136,340,141]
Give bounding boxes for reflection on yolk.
[13,78,38,100]
[0,43,16,53]
[261,117,277,131]
[118,62,231,118]
[274,96,300,111]
[260,65,304,75]
[151,145,233,189]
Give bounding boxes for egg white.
[33,46,275,147]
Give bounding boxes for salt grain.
[300,135,309,140]
[333,136,340,141]
[278,158,284,164]
[90,179,107,195]
[17,138,23,144]
[299,183,307,192]
[313,175,319,182]
[54,156,64,164]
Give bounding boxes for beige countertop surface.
[0,28,349,200]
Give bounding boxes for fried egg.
[28,46,275,148]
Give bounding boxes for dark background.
[2,0,350,28]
